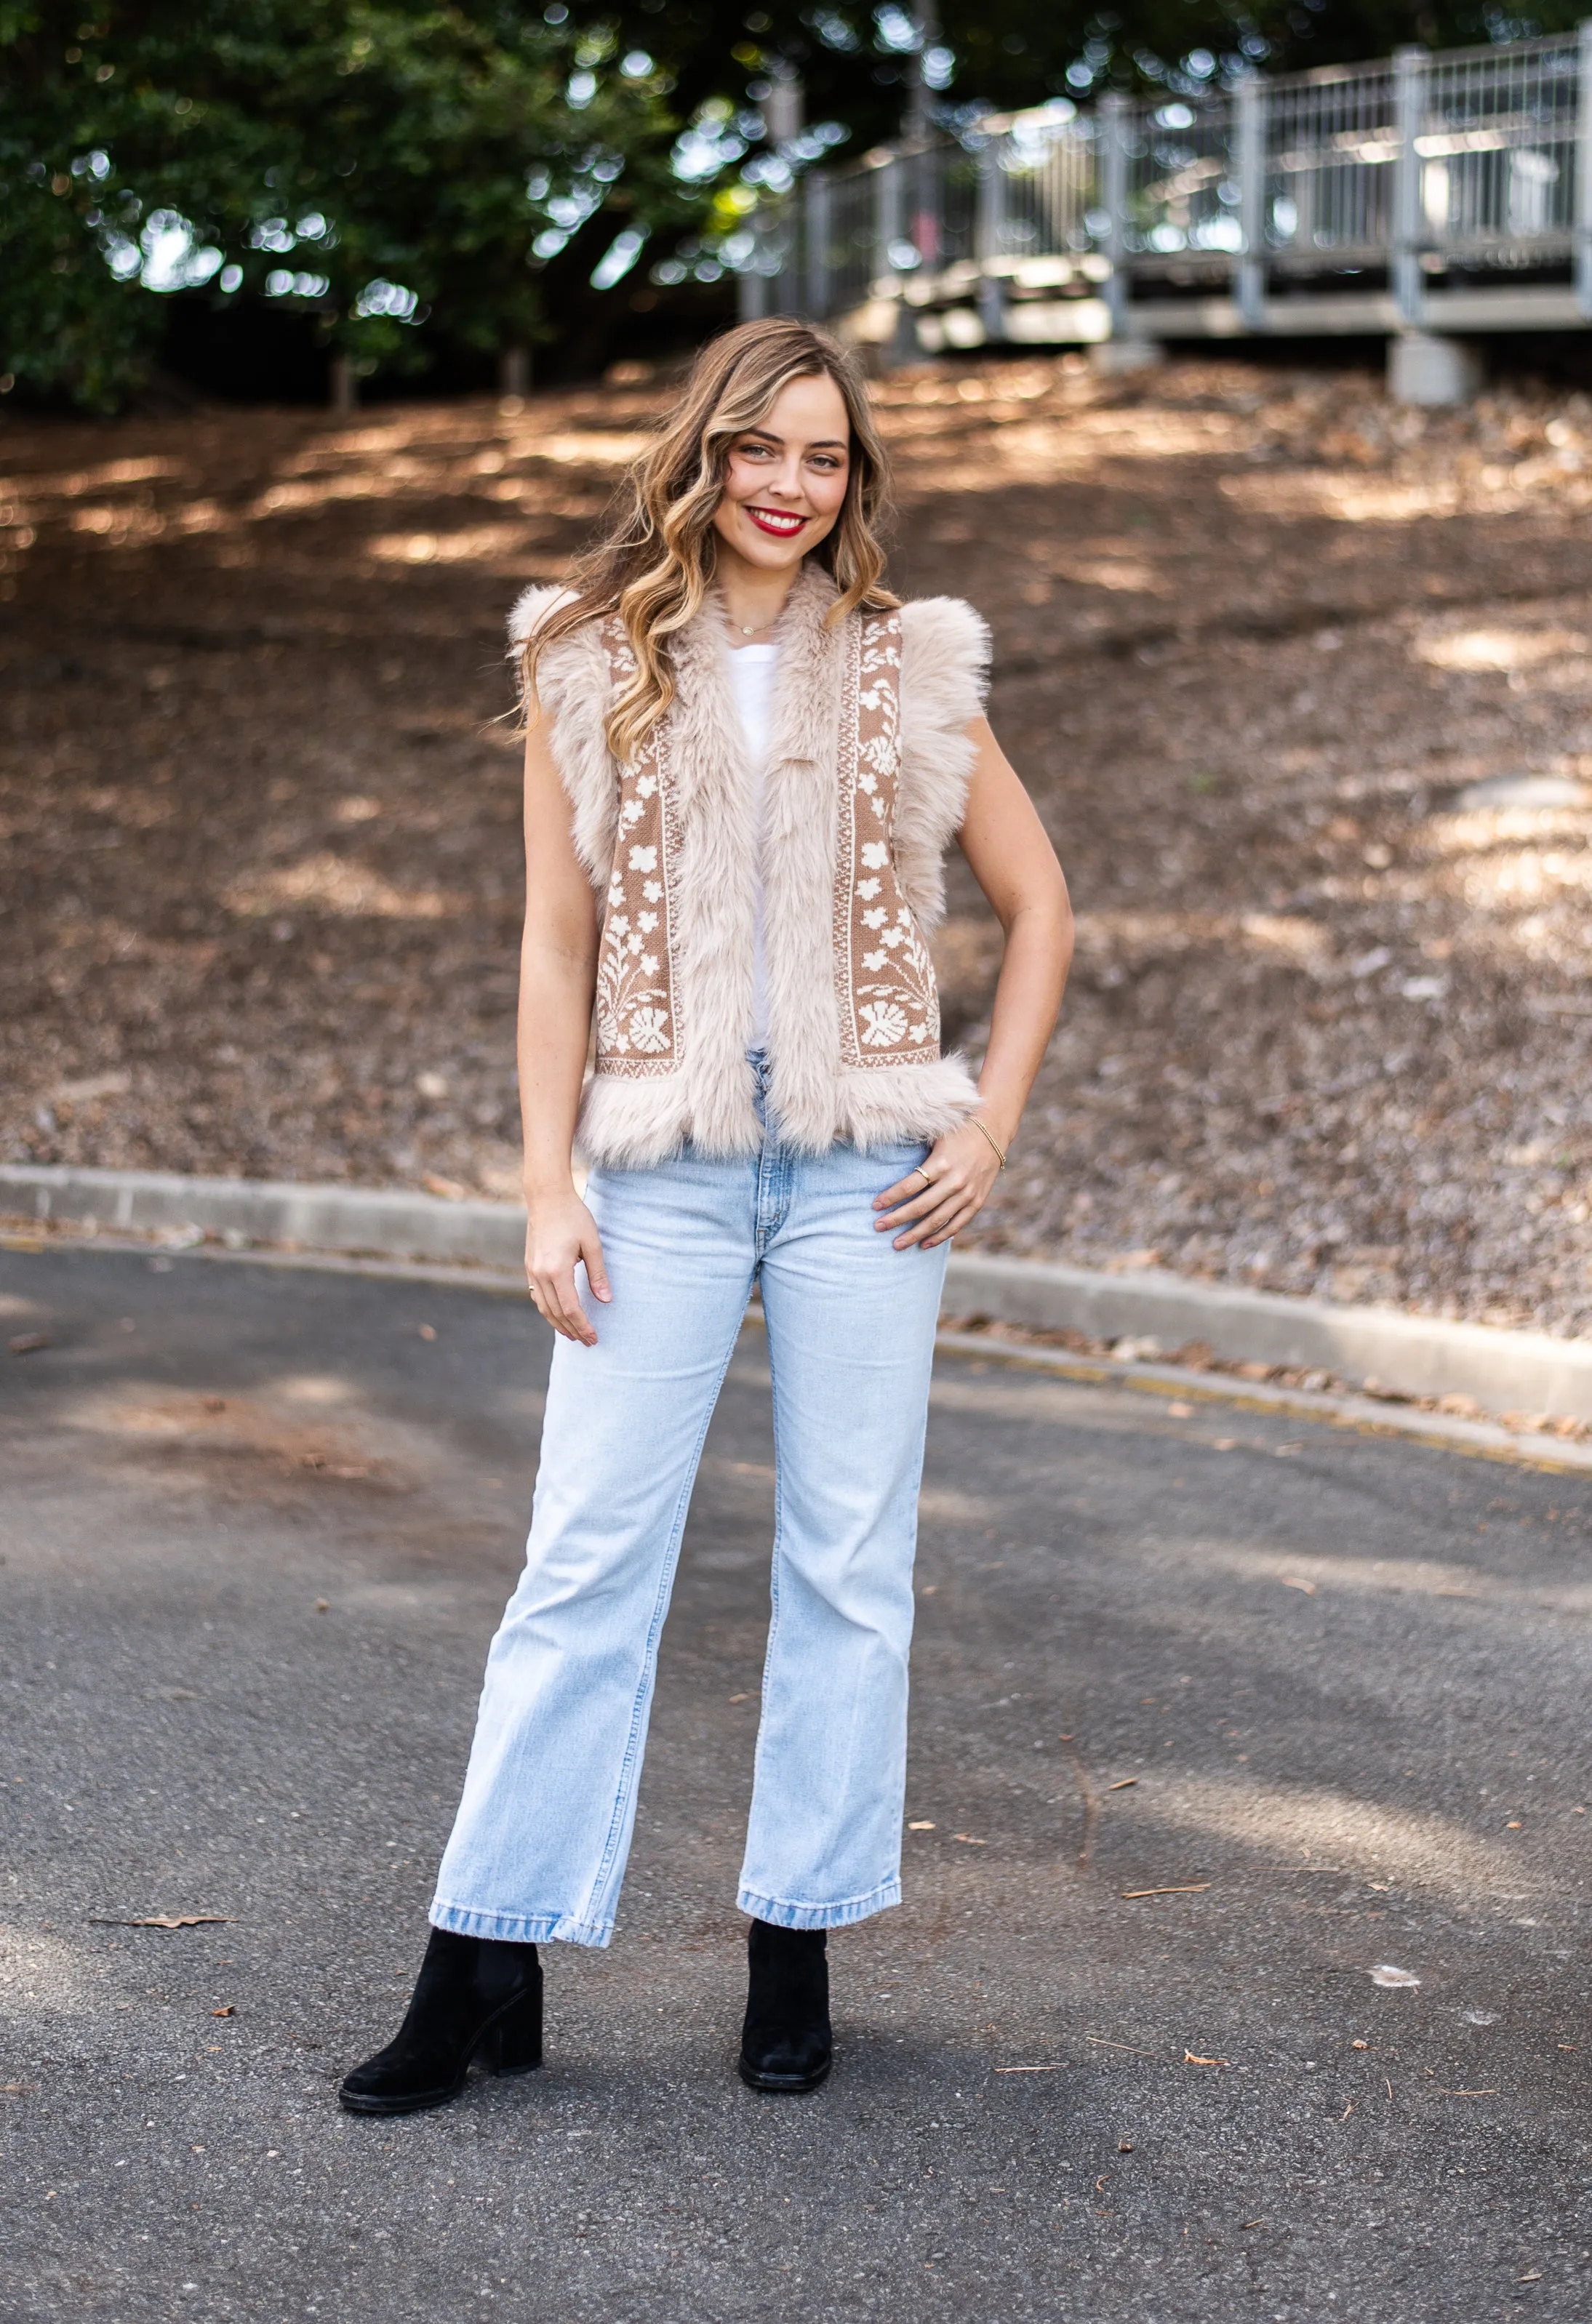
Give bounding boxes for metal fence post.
[770,197,799,317]
[739,224,769,323]
[911,140,943,274]
[1393,44,1428,326]
[1101,91,1130,337]
[874,151,915,362]
[805,170,832,319]
[1577,19,1592,318]
[975,138,1007,342]
[1236,75,1267,331]
[869,146,892,277]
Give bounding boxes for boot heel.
[490,1982,543,2077]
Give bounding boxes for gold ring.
[913,1167,933,1190]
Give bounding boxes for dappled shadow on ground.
[4,359,1592,1327]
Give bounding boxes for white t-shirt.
[727,643,778,1047]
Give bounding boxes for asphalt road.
[1,1243,1589,2323]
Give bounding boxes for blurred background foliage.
[2,0,1585,409]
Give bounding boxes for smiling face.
[710,371,852,578]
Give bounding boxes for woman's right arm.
[518,699,611,1345]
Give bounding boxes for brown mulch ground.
[4,352,1592,1333]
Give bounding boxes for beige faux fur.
[507,567,988,1165]
[508,585,615,889]
[894,596,992,929]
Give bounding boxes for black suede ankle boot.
[339,1928,542,2116]
[738,1920,832,2093]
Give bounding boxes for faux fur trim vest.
[510,563,990,1167]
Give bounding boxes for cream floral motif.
[593,623,679,1078]
[834,611,941,1067]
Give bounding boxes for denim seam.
[581,1297,752,1930]
[430,1900,613,1949]
[754,1139,773,1259]
[754,1313,787,1779]
[735,1875,903,1930]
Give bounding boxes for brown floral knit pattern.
[592,622,679,1076]
[834,610,941,1067]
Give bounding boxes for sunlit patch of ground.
[1135,1771,1513,1899]
[4,354,1592,1330]
[0,1926,111,2025]
[60,1379,412,1492]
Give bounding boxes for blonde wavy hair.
[524,317,897,763]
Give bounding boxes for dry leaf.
[89,1913,233,1930]
[1121,1883,1211,1899]
[1281,1577,1317,1595]
[2,2083,36,2095]
[1184,2051,1231,2067]
[907,1819,935,1830]
[1351,2039,1369,2051]
[1368,1964,1420,1987]
[952,1832,988,1845]
[211,2005,236,2018]
[1107,1778,1137,1792]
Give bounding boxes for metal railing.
[740,21,1592,347]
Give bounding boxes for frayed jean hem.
[429,1900,612,1949]
[737,1875,900,1931]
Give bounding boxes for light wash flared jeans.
[430,1072,947,1947]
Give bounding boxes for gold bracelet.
[969,1115,1008,1170]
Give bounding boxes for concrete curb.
[941,1251,1592,1422]
[5,1161,1592,1424]
[932,1331,1592,1476]
[0,1164,528,1270]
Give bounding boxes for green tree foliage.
[1,1,693,406]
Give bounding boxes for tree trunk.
[329,354,357,414]
[498,346,530,404]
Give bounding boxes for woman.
[340,318,1072,2115]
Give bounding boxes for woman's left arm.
[876,716,1073,1249]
